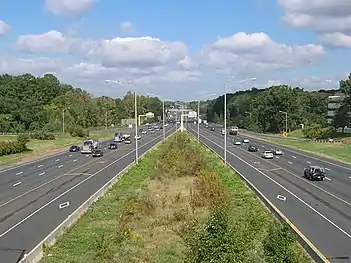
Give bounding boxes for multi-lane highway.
[187,123,351,262]
[0,124,176,263]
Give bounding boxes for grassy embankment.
[249,130,351,164]
[0,130,117,166]
[40,132,312,263]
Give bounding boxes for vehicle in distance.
[261,151,274,159]
[211,127,215,131]
[229,126,238,135]
[123,134,131,140]
[135,135,141,140]
[141,130,147,134]
[150,129,155,134]
[81,140,94,154]
[108,143,118,149]
[92,149,104,157]
[139,128,143,132]
[69,145,80,152]
[125,138,132,144]
[114,132,124,142]
[273,148,283,155]
[242,138,249,143]
[304,166,325,181]
[221,129,225,135]
[248,145,258,152]
[234,141,241,145]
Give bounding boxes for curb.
[188,131,329,263]
[19,130,176,263]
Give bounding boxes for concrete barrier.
[19,130,176,263]
[188,131,329,263]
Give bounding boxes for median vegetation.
[40,132,311,263]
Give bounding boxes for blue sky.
[1,0,350,100]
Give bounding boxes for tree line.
[0,73,165,133]
[205,74,351,135]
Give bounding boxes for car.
[125,139,132,144]
[141,130,147,134]
[248,145,258,152]
[108,143,118,149]
[69,145,80,152]
[304,166,325,181]
[261,151,274,159]
[135,135,141,140]
[234,141,241,145]
[148,127,152,131]
[221,129,225,135]
[242,138,250,143]
[211,127,215,131]
[139,128,143,132]
[273,148,283,155]
[92,149,103,157]
[150,129,155,134]
[160,126,163,129]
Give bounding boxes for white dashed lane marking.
[69,154,72,157]
[325,168,331,171]
[306,161,311,164]
[39,172,45,176]
[73,159,77,162]
[325,177,331,181]
[57,165,63,168]
[288,161,292,164]
[292,156,296,158]
[13,182,22,187]
[55,159,60,162]
[15,172,23,176]
[37,165,43,168]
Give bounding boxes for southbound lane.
[0,125,176,263]
[188,123,351,262]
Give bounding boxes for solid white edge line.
[18,126,176,262]
[0,126,176,239]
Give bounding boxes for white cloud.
[278,0,351,48]
[45,0,97,15]
[0,20,10,35]
[119,21,135,33]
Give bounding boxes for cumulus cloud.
[119,21,135,33]
[0,20,10,35]
[278,0,351,48]
[45,0,98,15]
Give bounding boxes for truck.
[81,140,94,154]
[229,126,238,135]
[114,132,123,142]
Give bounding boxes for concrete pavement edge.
[187,130,330,263]
[19,129,176,263]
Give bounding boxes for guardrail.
[19,129,176,263]
[188,130,329,263]
[0,128,118,136]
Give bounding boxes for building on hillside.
[327,95,351,128]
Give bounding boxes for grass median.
[40,132,312,263]
[0,131,116,166]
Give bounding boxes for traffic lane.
[240,131,351,171]
[0,128,168,203]
[0,127,175,263]
[0,125,142,176]
[198,126,351,204]
[189,127,351,261]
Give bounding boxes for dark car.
[304,166,325,181]
[139,128,143,132]
[92,149,104,157]
[69,145,80,152]
[108,143,118,149]
[248,145,258,152]
[211,127,215,131]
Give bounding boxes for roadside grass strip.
[40,132,312,263]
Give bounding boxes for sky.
[1,0,351,100]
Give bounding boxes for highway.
[187,123,351,262]
[0,124,176,263]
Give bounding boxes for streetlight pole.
[223,77,256,165]
[105,79,138,164]
[279,110,288,138]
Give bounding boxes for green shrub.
[302,124,333,139]
[30,132,56,140]
[0,135,30,156]
[69,126,89,137]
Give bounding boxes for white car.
[243,139,250,143]
[234,141,241,145]
[150,130,155,134]
[273,148,283,155]
[141,130,147,134]
[262,151,274,159]
[125,139,132,144]
[135,135,141,140]
[221,130,225,135]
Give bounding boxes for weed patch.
[40,132,312,263]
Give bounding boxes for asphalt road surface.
[0,124,176,263]
[187,123,351,262]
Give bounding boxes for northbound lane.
[0,124,176,263]
[188,123,351,262]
